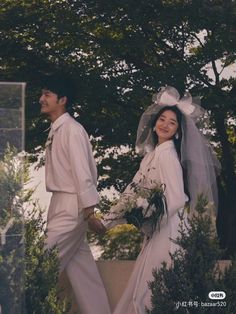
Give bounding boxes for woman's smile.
[155,110,179,144]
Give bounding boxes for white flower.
[136,195,156,218]
[144,205,155,218]
[136,197,149,210]
[120,194,136,213]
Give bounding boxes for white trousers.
[45,192,111,314]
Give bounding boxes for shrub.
[0,147,69,313]
[147,197,236,314]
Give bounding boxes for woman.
[101,86,220,313]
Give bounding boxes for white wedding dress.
[103,140,188,314]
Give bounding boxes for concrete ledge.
[60,260,231,313]
[59,260,135,313]
[96,260,135,311]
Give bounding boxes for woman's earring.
[153,127,156,132]
[175,133,179,139]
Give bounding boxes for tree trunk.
[214,111,236,256]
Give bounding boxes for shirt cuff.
[77,185,100,209]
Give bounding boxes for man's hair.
[41,73,77,108]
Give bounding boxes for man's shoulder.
[64,115,83,128]
[63,115,88,136]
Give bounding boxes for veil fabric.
[135,86,221,212]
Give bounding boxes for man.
[39,73,110,314]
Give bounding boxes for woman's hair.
[152,106,190,201]
[152,105,183,158]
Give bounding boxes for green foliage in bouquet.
[88,195,143,260]
[123,182,167,235]
[147,195,236,314]
[0,146,69,313]
[90,179,167,260]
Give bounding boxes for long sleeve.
[157,150,188,218]
[68,126,99,209]
[102,141,188,230]
[45,114,100,209]
[102,160,147,229]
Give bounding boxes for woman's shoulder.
[157,142,180,164]
[141,141,177,162]
[141,150,155,164]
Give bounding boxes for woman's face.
[155,110,179,144]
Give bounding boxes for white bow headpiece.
[153,86,195,115]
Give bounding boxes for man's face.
[39,89,61,116]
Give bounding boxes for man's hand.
[87,216,107,234]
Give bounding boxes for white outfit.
[103,140,188,314]
[45,113,110,314]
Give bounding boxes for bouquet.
[118,181,168,236]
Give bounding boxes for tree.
[78,0,236,253]
[0,0,235,252]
